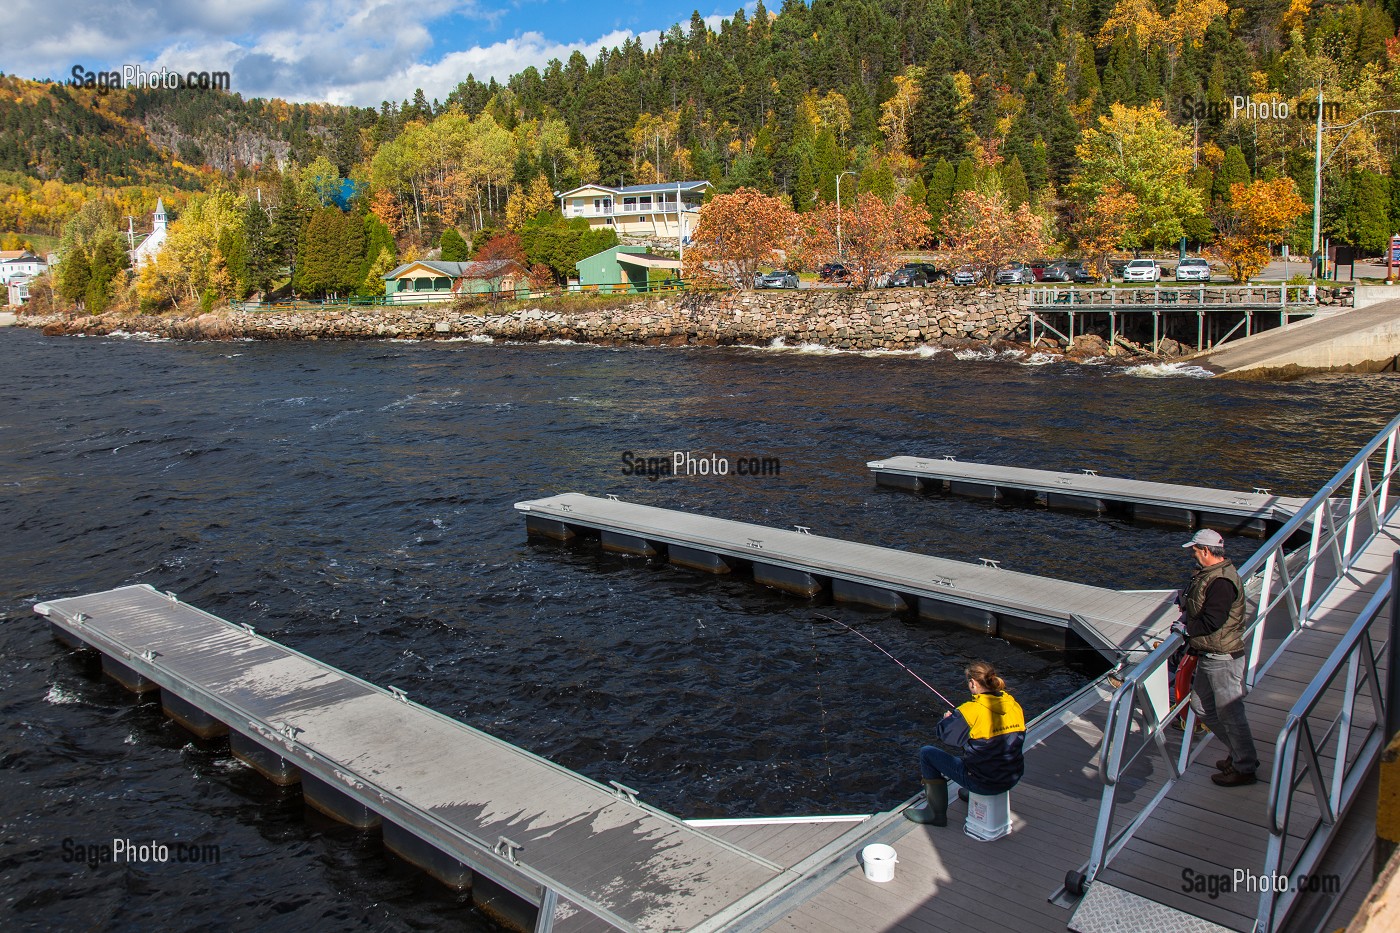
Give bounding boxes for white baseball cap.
[1182,529,1225,549]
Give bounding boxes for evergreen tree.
[927,159,956,233]
[1000,156,1030,210]
[952,159,976,198]
[243,200,277,297]
[270,173,308,289]
[1214,146,1251,205]
[1347,170,1391,253]
[440,228,469,261]
[909,73,970,165]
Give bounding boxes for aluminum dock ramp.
[869,456,1310,535]
[33,585,795,933]
[515,493,1178,656]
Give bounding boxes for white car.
[1175,257,1211,282]
[1122,259,1161,282]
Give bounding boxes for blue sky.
[5,1,760,106]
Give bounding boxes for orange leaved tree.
[1071,184,1139,281]
[683,187,800,289]
[796,192,931,288]
[939,189,1052,282]
[1210,179,1307,282]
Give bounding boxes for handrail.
[1257,557,1393,930]
[1029,284,1332,308]
[1077,411,1400,906]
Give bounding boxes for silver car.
[1175,258,1211,282]
[993,262,1035,285]
[754,270,799,289]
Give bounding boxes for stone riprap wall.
[27,288,1031,350]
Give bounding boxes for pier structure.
[29,416,1400,933]
[514,492,1179,655]
[868,455,1310,536]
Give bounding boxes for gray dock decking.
[514,493,1178,657]
[33,585,797,933]
[868,456,1309,527]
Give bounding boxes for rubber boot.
[903,778,948,826]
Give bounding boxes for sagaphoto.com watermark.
[1180,868,1340,900]
[70,64,231,95]
[62,836,222,868]
[620,450,782,480]
[1179,94,1343,123]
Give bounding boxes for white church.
[130,198,168,267]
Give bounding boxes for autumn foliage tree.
[940,189,1052,281]
[1210,179,1308,282]
[683,187,799,289]
[1071,184,1139,280]
[797,192,930,288]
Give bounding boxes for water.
[1,329,1396,931]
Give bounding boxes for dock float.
[867,456,1310,536]
[515,493,1178,656]
[34,584,796,933]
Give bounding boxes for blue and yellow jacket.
[934,691,1026,792]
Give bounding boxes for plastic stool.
[964,790,1012,842]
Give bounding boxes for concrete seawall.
[1196,300,1400,378]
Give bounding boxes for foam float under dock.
[867,456,1311,536]
[33,584,794,933]
[515,493,1178,657]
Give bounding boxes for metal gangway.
[1069,413,1400,932]
[1027,285,1331,353]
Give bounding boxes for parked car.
[993,261,1036,285]
[1175,257,1212,282]
[818,262,850,282]
[1069,261,1098,283]
[950,266,983,286]
[1122,258,1161,282]
[1028,259,1051,281]
[1040,260,1076,282]
[1108,258,1130,279]
[886,263,942,287]
[755,269,799,289]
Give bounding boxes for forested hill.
[5,0,1400,248]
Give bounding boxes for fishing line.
[808,620,834,786]
[814,613,959,710]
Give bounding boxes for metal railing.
[1258,557,1393,930]
[1029,285,1327,309]
[229,280,691,313]
[1075,412,1400,921]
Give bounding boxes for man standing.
[1180,529,1259,787]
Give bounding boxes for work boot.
[1215,757,1233,773]
[903,778,948,826]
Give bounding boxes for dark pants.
[919,745,1005,796]
[1193,654,1259,775]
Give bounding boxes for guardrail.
[1071,411,1400,923]
[1030,285,1325,308]
[1258,557,1394,930]
[230,280,691,313]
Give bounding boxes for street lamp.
[1309,89,1400,277]
[835,170,857,257]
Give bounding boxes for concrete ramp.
[1195,300,1400,378]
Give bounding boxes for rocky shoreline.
[13,288,1191,365]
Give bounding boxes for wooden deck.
[33,585,795,933]
[867,456,1309,524]
[515,493,1179,656]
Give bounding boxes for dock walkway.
[868,456,1308,534]
[34,585,793,933]
[515,493,1179,656]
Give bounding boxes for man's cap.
[1183,529,1225,549]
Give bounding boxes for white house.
[558,181,710,242]
[7,274,34,306]
[130,198,168,267]
[0,250,46,284]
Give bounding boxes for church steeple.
[153,198,166,233]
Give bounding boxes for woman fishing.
[905,660,1026,827]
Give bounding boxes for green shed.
[576,245,682,294]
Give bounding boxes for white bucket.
[861,843,897,882]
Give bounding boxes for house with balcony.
[0,250,47,285]
[558,181,710,242]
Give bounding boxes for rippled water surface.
[2,329,1397,931]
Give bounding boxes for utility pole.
[1312,86,1324,278]
[836,171,856,257]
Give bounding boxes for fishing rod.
[815,613,959,710]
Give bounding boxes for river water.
[1,328,1396,930]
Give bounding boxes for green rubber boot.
[903,778,949,826]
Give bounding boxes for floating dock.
[515,493,1177,656]
[867,456,1310,536]
[34,585,799,933]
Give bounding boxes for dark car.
[1070,262,1097,283]
[887,262,942,287]
[1043,260,1097,283]
[755,270,799,289]
[818,262,850,282]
